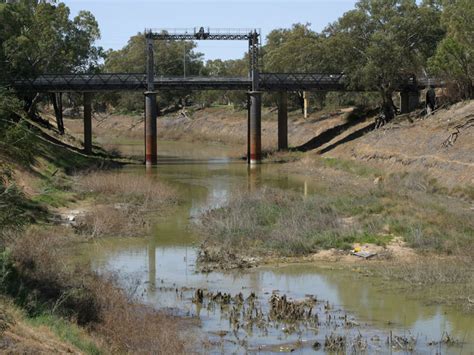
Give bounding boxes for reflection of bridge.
[9,27,442,165]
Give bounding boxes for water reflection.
[84,141,473,353]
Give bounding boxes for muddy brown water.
[83,141,473,354]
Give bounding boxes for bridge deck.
[9,73,441,93]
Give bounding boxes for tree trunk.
[297,91,304,114]
[381,90,395,121]
[27,92,42,118]
[51,93,64,134]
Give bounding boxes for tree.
[263,24,336,112]
[104,33,204,112]
[429,0,473,99]
[324,0,444,119]
[196,58,248,108]
[0,0,102,123]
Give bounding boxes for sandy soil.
[324,101,474,188]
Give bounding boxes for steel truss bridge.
[7,27,443,166]
[10,73,439,93]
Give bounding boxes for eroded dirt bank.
[64,101,473,191]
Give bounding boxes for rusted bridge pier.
[145,35,158,166]
[248,30,262,164]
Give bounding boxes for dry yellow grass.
[73,171,178,237]
[7,226,190,353]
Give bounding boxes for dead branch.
[442,115,474,148]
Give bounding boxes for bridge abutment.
[400,90,420,114]
[83,92,92,154]
[248,91,262,164]
[145,92,158,166]
[277,91,288,151]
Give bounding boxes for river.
[82,140,473,354]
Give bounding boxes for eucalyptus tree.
[429,0,473,99]
[104,33,204,112]
[324,0,444,119]
[0,0,102,118]
[263,23,336,111]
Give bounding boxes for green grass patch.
[198,170,473,258]
[321,157,380,177]
[28,314,103,355]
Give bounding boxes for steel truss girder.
[9,73,443,92]
[145,28,259,41]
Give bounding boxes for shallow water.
[84,141,473,354]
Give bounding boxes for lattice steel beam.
[8,73,443,92]
[145,27,260,41]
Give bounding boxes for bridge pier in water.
[277,91,288,151]
[400,90,420,114]
[248,91,262,164]
[83,92,92,154]
[144,92,158,166]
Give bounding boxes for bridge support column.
[145,91,158,166]
[248,91,262,164]
[400,90,420,114]
[277,91,288,151]
[83,92,92,154]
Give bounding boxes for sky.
[63,0,358,61]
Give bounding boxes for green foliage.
[0,166,34,243]
[429,0,473,98]
[265,23,334,73]
[0,0,102,78]
[104,33,205,111]
[324,0,444,107]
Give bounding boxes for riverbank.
[62,101,474,192]
[27,99,473,350]
[0,118,189,353]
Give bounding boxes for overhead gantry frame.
[144,27,262,166]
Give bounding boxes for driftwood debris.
[442,115,474,148]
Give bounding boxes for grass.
[1,226,189,353]
[321,157,380,177]
[28,314,103,355]
[372,258,474,312]
[198,170,473,258]
[73,171,178,238]
[199,188,392,257]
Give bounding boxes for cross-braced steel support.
[248,30,260,91]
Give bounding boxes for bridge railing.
[260,73,346,90]
[9,73,443,92]
[11,73,147,91]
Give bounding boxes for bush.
[1,226,188,353]
[0,165,39,245]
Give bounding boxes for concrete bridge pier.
[145,92,158,166]
[277,91,288,151]
[83,92,92,154]
[400,90,420,114]
[248,91,262,164]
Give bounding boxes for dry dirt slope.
[319,101,474,188]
